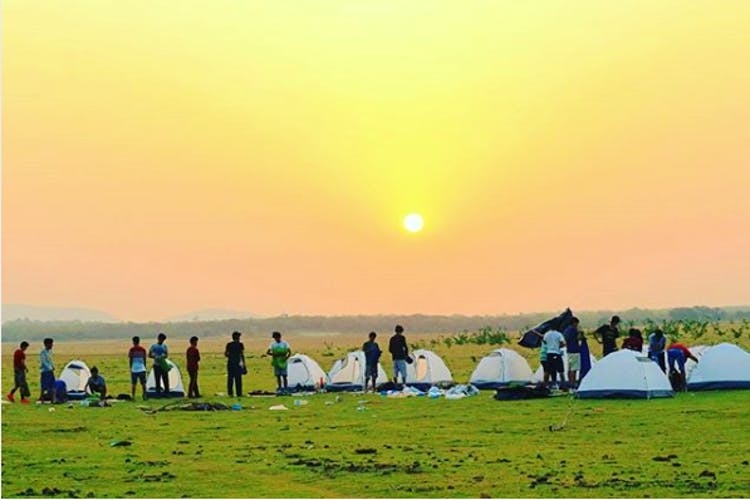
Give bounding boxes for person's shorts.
[546,353,564,373]
[14,369,27,387]
[41,370,55,392]
[393,359,407,380]
[667,349,686,373]
[274,366,288,377]
[131,371,147,385]
[365,364,378,378]
[567,353,581,371]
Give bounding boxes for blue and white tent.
[59,360,92,400]
[687,343,750,391]
[146,359,185,398]
[287,354,328,392]
[469,348,534,389]
[325,351,387,392]
[576,349,673,399]
[405,349,453,390]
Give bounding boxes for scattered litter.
[231,404,242,411]
[428,387,444,399]
[356,406,367,411]
[269,404,289,411]
[137,402,230,414]
[445,384,480,400]
[1,400,11,405]
[293,399,309,406]
[355,448,377,454]
[110,440,132,447]
[49,407,56,412]
[214,392,226,397]
[334,395,343,402]
[248,390,278,397]
[324,401,334,406]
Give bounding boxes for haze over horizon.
[4,1,750,322]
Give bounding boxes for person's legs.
[131,372,136,400]
[227,369,234,396]
[236,371,243,397]
[154,366,163,393]
[194,369,200,397]
[161,370,170,394]
[568,353,580,386]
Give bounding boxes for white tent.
[684,345,709,378]
[59,360,92,400]
[287,354,328,392]
[576,349,673,399]
[687,343,750,391]
[531,349,597,383]
[146,359,185,397]
[326,351,387,392]
[405,349,454,389]
[469,348,534,389]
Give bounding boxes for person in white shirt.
[543,329,566,389]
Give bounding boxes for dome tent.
[146,359,185,397]
[405,349,454,390]
[469,348,534,389]
[576,349,673,399]
[287,354,328,392]
[59,360,92,400]
[326,351,387,392]
[687,343,750,391]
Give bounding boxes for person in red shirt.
[667,342,699,391]
[186,336,201,398]
[621,329,644,352]
[7,341,31,403]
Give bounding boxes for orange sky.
[3,1,750,321]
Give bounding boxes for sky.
[3,1,750,321]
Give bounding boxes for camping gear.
[519,308,575,348]
[325,351,387,392]
[58,360,92,400]
[494,384,551,401]
[469,348,534,389]
[687,343,750,391]
[576,349,674,399]
[287,354,328,392]
[405,349,454,390]
[146,359,185,398]
[444,384,480,400]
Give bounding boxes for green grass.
[3,336,750,498]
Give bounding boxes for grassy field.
[2,332,750,498]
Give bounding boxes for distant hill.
[164,309,255,322]
[1,304,118,323]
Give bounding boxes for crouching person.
[86,366,107,399]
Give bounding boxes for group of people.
[361,324,411,392]
[538,315,700,391]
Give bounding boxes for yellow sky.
[3,1,750,321]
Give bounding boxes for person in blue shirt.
[52,379,67,404]
[39,338,55,401]
[562,317,582,387]
[149,333,170,395]
[86,366,107,399]
[648,329,667,373]
[362,331,382,392]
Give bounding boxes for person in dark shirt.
[148,333,170,395]
[593,315,621,357]
[621,328,644,352]
[225,331,246,397]
[562,318,582,386]
[86,366,107,399]
[388,325,409,385]
[186,336,201,398]
[362,332,382,392]
[7,341,31,403]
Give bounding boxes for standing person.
[539,335,551,387]
[666,342,699,391]
[388,325,409,385]
[622,328,644,352]
[225,331,246,397]
[562,318,582,387]
[362,332,382,392]
[648,329,667,372]
[543,328,566,389]
[86,367,107,399]
[267,332,291,393]
[7,341,31,403]
[148,333,170,395]
[593,315,621,357]
[186,336,201,398]
[39,338,55,401]
[129,336,148,401]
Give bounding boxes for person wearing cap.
[266,332,291,393]
[225,331,246,397]
[666,342,699,391]
[648,329,667,372]
[593,315,621,357]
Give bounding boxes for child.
[149,333,170,395]
[362,332,382,392]
[39,338,55,401]
[7,341,31,403]
[129,336,148,400]
[186,336,201,398]
[86,366,107,399]
[52,379,68,404]
[267,332,291,393]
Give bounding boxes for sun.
[403,213,424,233]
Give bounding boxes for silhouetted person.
[267,332,291,393]
[562,317,582,386]
[389,325,409,384]
[362,332,382,392]
[149,333,170,395]
[7,341,31,403]
[225,331,246,397]
[186,336,201,398]
[594,316,621,357]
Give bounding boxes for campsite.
[3,329,750,498]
